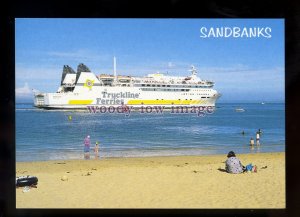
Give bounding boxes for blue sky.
[15,18,284,103]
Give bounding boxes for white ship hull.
[34,86,219,109]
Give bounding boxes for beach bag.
[16,175,38,187]
[245,163,253,172]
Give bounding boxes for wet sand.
[16,152,285,208]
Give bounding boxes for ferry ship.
[34,58,221,109]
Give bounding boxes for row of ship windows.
[154,97,211,100]
[182,93,210,95]
[140,88,190,92]
[140,88,212,92]
[139,88,211,96]
[139,84,211,88]
[194,89,211,91]
[109,84,212,89]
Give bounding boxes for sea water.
[16,103,285,162]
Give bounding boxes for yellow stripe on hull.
[68,100,93,105]
[127,99,206,105]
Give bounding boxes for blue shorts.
[84,146,90,153]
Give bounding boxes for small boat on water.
[235,108,245,112]
[261,102,265,105]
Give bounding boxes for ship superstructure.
[34,58,220,109]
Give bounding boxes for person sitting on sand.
[84,135,91,159]
[94,141,99,159]
[225,151,245,174]
[225,151,257,174]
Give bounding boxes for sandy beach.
[16,152,285,208]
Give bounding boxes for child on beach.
[94,141,99,159]
[84,135,91,159]
[250,138,255,147]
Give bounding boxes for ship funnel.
[75,63,91,83]
[77,63,91,73]
[61,65,76,85]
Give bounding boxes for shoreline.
[16,152,285,208]
[16,150,285,163]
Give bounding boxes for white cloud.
[15,82,33,98]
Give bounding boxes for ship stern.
[33,93,46,108]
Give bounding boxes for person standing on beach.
[84,135,91,159]
[256,131,260,146]
[94,141,99,159]
[258,129,262,135]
